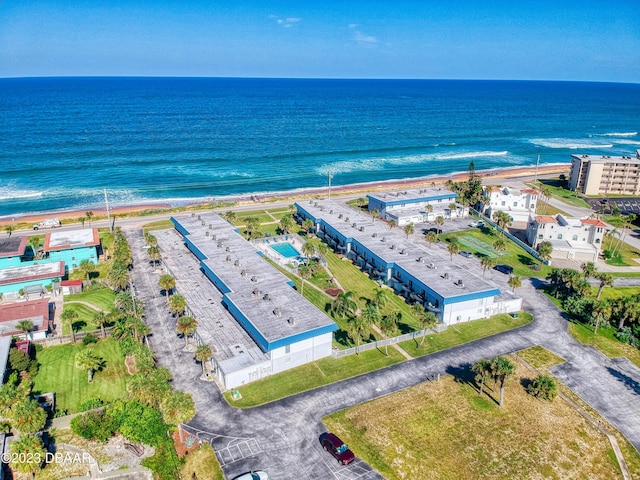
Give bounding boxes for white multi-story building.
[482,186,539,222]
[526,214,606,262]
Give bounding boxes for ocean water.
[1,77,639,217]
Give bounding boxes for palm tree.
[379,313,398,356]
[16,320,34,340]
[480,256,495,275]
[12,399,48,434]
[77,259,96,281]
[425,204,433,219]
[223,210,237,223]
[448,202,458,218]
[5,225,14,237]
[158,274,176,300]
[115,290,143,317]
[301,238,318,259]
[472,359,492,396]
[546,268,563,297]
[301,218,314,235]
[591,300,612,334]
[161,390,196,443]
[492,239,506,256]
[492,211,512,235]
[403,222,414,239]
[75,350,106,383]
[61,308,79,343]
[244,216,261,239]
[507,275,522,292]
[108,262,130,291]
[145,232,158,247]
[537,241,553,263]
[168,294,187,317]
[8,433,46,479]
[595,272,613,300]
[412,304,438,347]
[79,216,86,228]
[491,356,515,407]
[528,374,558,401]
[355,197,367,208]
[279,213,294,234]
[297,264,312,296]
[361,303,380,327]
[347,315,370,352]
[388,219,397,230]
[94,311,109,338]
[447,241,459,261]
[331,291,358,319]
[612,295,640,330]
[580,262,597,281]
[372,288,388,309]
[195,344,212,376]
[147,245,161,266]
[85,211,94,226]
[127,369,172,408]
[177,316,198,347]
[434,216,445,238]
[425,231,437,247]
[370,208,379,223]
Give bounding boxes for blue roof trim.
[442,288,501,305]
[171,217,190,236]
[200,262,232,294]
[184,237,207,261]
[224,296,269,351]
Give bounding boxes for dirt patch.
[125,355,137,374]
[325,287,343,297]
[172,427,200,459]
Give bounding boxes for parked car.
[477,221,485,228]
[232,471,269,480]
[459,250,473,258]
[494,264,514,275]
[320,432,355,465]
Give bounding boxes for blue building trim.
[184,237,207,261]
[200,262,232,294]
[268,324,338,350]
[171,217,190,236]
[441,288,501,305]
[367,192,458,208]
[223,295,269,351]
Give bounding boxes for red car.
[321,432,355,465]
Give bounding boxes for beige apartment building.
[569,150,640,195]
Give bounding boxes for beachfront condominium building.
[161,213,337,389]
[296,199,521,325]
[569,151,640,195]
[366,187,467,226]
[526,214,606,262]
[481,186,539,222]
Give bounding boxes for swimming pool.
[270,242,301,258]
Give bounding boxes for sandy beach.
[0,163,569,227]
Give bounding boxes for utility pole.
[328,171,334,200]
[104,188,112,233]
[534,154,540,184]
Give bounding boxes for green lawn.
[33,338,128,413]
[223,348,405,407]
[62,304,102,333]
[517,345,566,371]
[142,219,175,232]
[399,312,532,357]
[441,228,550,278]
[602,234,640,266]
[568,321,640,369]
[65,288,116,311]
[596,286,640,301]
[534,179,592,208]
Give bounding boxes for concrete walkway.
[125,227,640,480]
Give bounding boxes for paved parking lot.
[586,197,640,215]
[125,223,640,480]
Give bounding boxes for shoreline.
[0,162,570,227]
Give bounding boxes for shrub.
[527,374,558,401]
[70,409,116,443]
[615,326,632,344]
[109,400,167,446]
[82,333,99,346]
[79,397,104,412]
[141,435,183,480]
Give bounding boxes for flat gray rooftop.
[572,153,640,164]
[298,199,499,299]
[45,228,99,250]
[173,213,336,347]
[0,261,65,286]
[154,228,268,370]
[367,186,457,204]
[0,236,27,258]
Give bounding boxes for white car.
[232,471,268,480]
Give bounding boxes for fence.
[33,327,113,347]
[470,208,544,263]
[332,324,447,358]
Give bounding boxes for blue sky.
[1,0,638,82]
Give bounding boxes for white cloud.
[271,16,301,28]
[353,30,378,46]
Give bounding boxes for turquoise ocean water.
[1,77,639,217]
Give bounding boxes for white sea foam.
[610,139,640,145]
[595,132,637,137]
[529,138,613,149]
[435,151,508,160]
[0,185,44,201]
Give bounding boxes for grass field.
[181,444,225,480]
[441,228,549,278]
[568,321,640,369]
[65,288,116,311]
[535,179,592,208]
[33,338,128,413]
[62,288,115,333]
[324,361,622,480]
[602,233,640,266]
[596,286,640,301]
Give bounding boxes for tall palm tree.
[108,262,130,291]
[161,390,196,443]
[195,344,212,376]
[347,315,370,352]
[301,218,314,235]
[580,262,597,281]
[77,259,96,281]
[5,225,14,237]
[379,313,398,356]
[480,256,495,276]
[279,213,294,234]
[147,245,161,266]
[85,211,94,226]
[448,202,457,218]
[403,222,414,239]
[492,211,512,235]
[491,356,515,407]
[297,264,312,296]
[61,308,79,343]
[595,272,613,300]
[388,219,397,230]
[412,304,438,347]
[16,320,34,340]
[93,311,109,338]
[537,241,553,263]
[372,288,388,309]
[591,300,612,335]
[177,316,198,347]
[75,350,106,383]
[331,291,358,319]
[370,209,379,223]
[492,239,506,255]
[472,359,492,396]
[145,232,158,247]
[223,210,237,223]
[158,274,176,300]
[447,241,459,261]
[361,303,380,327]
[507,276,522,292]
[425,231,437,248]
[434,216,445,239]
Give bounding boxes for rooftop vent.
[372,232,378,238]
[428,262,436,270]
[314,202,319,207]
[234,260,240,267]
[309,200,313,204]
[381,237,386,243]
[320,206,324,211]
[455,279,464,287]
[201,220,206,226]
[338,213,343,219]
[329,210,333,214]
[287,317,295,325]
[443,272,450,280]
[345,217,350,222]
[240,270,247,277]
[359,226,365,232]
[205,231,209,237]
[217,241,223,248]
[418,257,424,263]
[400,249,406,255]
[209,224,213,229]
[212,234,217,240]
[263,293,270,301]
[273,308,281,317]
[251,276,258,283]
[252,288,260,296]
[226,246,231,252]
[191,213,196,217]
[226,255,231,262]
[390,244,396,250]
[197,215,202,220]
[352,222,357,228]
